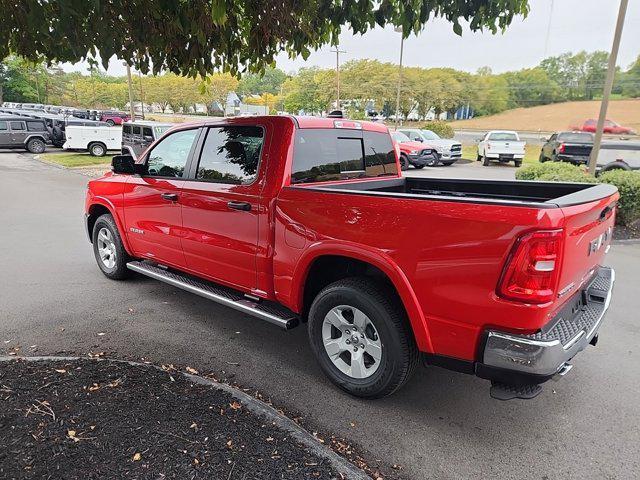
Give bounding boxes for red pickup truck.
[84,116,617,400]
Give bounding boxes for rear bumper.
[477,266,614,385]
[556,154,589,164]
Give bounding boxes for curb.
[0,355,370,480]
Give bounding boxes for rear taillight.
[497,229,564,304]
[558,143,565,153]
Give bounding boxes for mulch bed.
[613,222,640,241]
[0,359,341,479]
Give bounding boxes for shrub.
[515,162,593,181]
[598,170,640,226]
[421,120,454,139]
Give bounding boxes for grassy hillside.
[451,99,640,132]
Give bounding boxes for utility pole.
[138,71,146,120]
[543,0,554,59]
[394,26,404,129]
[331,46,346,110]
[125,63,135,121]
[588,0,628,175]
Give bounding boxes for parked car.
[391,131,439,170]
[571,119,636,135]
[0,115,50,153]
[101,111,130,126]
[540,131,594,165]
[63,124,123,156]
[85,115,618,400]
[397,128,462,165]
[477,130,526,167]
[596,140,640,174]
[121,121,173,158]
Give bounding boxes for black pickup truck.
[539,131,593,165]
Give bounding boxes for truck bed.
[307,176,617,208]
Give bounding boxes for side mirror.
[112,154,142,175]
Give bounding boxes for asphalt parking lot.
[1,151,639,479]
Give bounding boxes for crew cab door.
[180,125,265,291]
[123,128,200,267]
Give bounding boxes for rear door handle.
[227,201,251,211]
[161,193,179,202]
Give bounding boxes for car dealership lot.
[1,151,639,479]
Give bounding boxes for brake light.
[497,229,564,304]
[558,143,565,153]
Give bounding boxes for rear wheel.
[89,142,107,157]
[105,119,115,127]
[307,277,419,398]
[482,156,491,166]
[539,152,548,163]
[514,160,522,167]
[26,138,46,154]
[92,214,132,280]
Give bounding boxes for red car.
[84,115,617,400]
[571,118,635,135]
[391,131,439,170]
[100,111,130,126]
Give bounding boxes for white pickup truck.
[477,130,526,167]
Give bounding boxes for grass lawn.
[461,144,539,164]
[39,152,112,168]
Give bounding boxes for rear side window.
[10,121,25,131]
[133,126,142,135]
[0,121,7,131]
[27,121,45,132]
[143,127,153,137]
[291,129,397,184]
[196,126,264,184]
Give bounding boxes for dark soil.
[0,359,342,480]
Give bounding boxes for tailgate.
[556,191,618,302]
[488,141,525,153]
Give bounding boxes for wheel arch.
[291,244,433,353]
[601,161,631,173]
[86,199,133,255]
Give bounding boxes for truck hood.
[426,138,461,150]
[398,140,434,153]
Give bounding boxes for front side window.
[142,127,153,137]
[133,126,142,136]
[123,125,132,134]
[145,129,198,178]
[196,126,264,184]
[0,121,7,131]
[9,121,25,131]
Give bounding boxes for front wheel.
[92,214,132,280]
[307,277,418,398]
[414,164,425,169]
[539,152,547,163]
[26,138,46,154]
[514,160,522,167]
[105,119,115,127]
[399,154,409,171]
[482,156,491,166]
[89,142,107,157]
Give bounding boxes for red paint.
[86,115,618,363]
[570,118,635,135]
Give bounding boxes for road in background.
[1,152,639,479]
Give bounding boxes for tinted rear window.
[558,132,593,142]
[488,132,518,141]
[291,129,397,184]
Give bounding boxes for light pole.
[588,0,628,175]
[394,26,404,129]
[125,63,135,121]
[331,46,346,110]
[138,71,146,120]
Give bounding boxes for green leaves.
[0,0,530,77]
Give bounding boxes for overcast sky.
[64,0,640,77]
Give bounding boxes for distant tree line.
[1,50,639,119]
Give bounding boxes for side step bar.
[127,261,299,330]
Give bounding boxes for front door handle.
[161,193,179,202]
[227,201,251,211]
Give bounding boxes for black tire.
[514,160,522,167]
[482,156,490,166]
[414,164,425,169]
[105,119,115,126]
[399,154,409,171]
[26,138,46,154]
[307,277,419,399]
[441,160,456,166]
[476,153,482,162]
[91,214,132,280]
[89,142,107,157]
[539,152,547,163]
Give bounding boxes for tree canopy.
[0,0,529,77]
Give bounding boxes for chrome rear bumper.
[480,266,614,380]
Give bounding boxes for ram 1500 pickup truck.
[85,116,617,400]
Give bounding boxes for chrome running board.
[127,261,298,330]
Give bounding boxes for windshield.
[420,130,440,140]
[392,131,411,143]
[154,126,171,137]
[558,132,593,142]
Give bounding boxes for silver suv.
[0,116,50,153]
